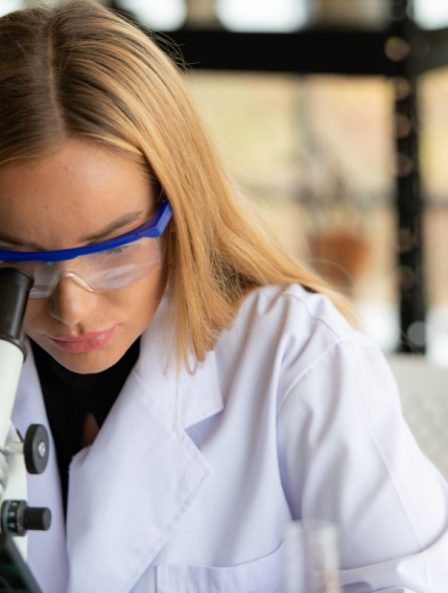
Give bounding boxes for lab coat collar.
[66,295,224,593]
[134,291,224,431]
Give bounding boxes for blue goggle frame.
[0,202,173,263]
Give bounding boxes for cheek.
[23,299,46,330]
[122,266,167,324]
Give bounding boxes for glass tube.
[284,520,342,593]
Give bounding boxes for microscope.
[0,268,51,593]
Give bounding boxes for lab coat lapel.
[66,297,223,593]
[12,343,69,593]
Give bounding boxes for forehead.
[0,138,153,248]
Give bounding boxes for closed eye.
[103,245,130,256]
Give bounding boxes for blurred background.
[2,2,448,360]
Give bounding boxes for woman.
[0,1,446,592]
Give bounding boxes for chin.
[50,348,125,375]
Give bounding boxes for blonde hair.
[0,0,353,365]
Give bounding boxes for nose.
[48,275,97,327]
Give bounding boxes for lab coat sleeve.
[277,338,448,593]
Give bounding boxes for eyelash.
[104,245,130,255]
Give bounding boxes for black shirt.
[30,338,140,515]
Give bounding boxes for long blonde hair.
[0,0,353,365]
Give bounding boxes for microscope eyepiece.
[0,268,33,353]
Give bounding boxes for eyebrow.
[0,210,147,251]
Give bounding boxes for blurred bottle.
[185,0,221,28]
[284,520,342,593]
[310,0,389,29]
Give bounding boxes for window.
[217,0,308,32]
[115,0,185,30]
[420,68,448,364]
[187,72,399,350]
[0,0,23,17]
[414,0,448,29]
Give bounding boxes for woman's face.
[0,138,167,374]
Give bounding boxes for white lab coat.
[11,284,448,593]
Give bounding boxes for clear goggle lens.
[0,236,162,298]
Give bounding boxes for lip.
[49,325,119,353]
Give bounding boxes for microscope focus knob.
[23,505,51,531]
[1,500,51,536]
[24,424,50,475]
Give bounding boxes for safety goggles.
[0,201,173,298]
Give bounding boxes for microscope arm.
[0,268,50,593]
